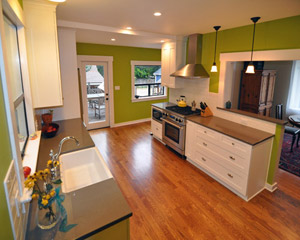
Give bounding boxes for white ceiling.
[56,0,300,48]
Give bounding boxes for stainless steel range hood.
[170,34,209,79]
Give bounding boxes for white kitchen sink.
[59,147,113,193]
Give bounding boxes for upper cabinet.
[24,0,63,108]
[161,38,186,88]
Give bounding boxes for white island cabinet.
[161,38,186,88]
[24,0,63,108]
[186,119,273,201]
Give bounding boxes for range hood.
[171,34,209,79]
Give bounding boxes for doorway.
[78,56,113,130]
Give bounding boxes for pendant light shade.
[246,17,260,74]
[211,26,221,73]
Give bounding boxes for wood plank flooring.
[90,122,300,240]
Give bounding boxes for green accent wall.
[0,75,14,240]
[76,43,166,124]
[267,124,283,184]
[201,15,300,93]
[18,0,23,9]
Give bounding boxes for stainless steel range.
[162,105,200,156]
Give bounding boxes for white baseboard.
[265,182,278,192]
[112,118,151,128]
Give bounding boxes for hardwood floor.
[90,122,300,240]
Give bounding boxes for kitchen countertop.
[152,102,176,110]
[187,115,274,145]
[26,118,132,240]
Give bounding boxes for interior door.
[79,61,110,130]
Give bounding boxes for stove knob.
[179,119,183,123]
[175,118,178,121]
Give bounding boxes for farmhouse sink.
[59,147,113,193]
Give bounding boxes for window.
[287,60,300,115]
[4,15,29,157]
[131,61,167,102]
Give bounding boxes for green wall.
[77,43,166,124]
[201,15,300,93]
[0,75,14,239]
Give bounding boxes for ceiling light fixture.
[246,16,261,74]
[154,12,162,16]
[126,27,132,30]
[211,25,221,73]
[160,40,165,43]
[111,38,116,41]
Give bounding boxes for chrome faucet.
[49,136,80,161]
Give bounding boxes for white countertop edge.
[22,131,42,173]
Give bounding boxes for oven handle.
[162,118,185,129]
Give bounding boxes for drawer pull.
[203,142,207,147]
[227,173,233,178]
[156,128,159,130]
[232,142,235,146]
[204,131,207,134]
[229,156,235,160]
[201,157,206,162]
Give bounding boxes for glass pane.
[165,123,179,144]
[15,101,28,155]
[134,65,164,98]
[4,16,23,101]
[86,65,106,123]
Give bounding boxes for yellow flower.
[45,194,51,200]
[44,169,50,175]
[53,161,60,167]
[47,160,53,167]
[41,199,48,206]
[32,194,39,200]
[50,190,56,197]
[25,180,35,189]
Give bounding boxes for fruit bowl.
[42,123,59,138]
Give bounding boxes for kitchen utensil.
[191,101,196,111]
[200,102,206,110]
[177,96,187,107]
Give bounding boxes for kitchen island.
[26,118,132,239]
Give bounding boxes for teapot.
[177,95,187,107]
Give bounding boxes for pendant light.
[246,17,261,74]
[211,26,221,72]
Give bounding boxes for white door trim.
[77,55,114,127]
[218,49,300,109]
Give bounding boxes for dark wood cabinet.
[239,70,276,116]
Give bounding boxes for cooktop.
[166,106,201,116]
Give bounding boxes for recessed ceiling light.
[48,0,66,2]
[154,12,162,16]
[126,27,132,30]
[111,38,116,41]
[160,40,165,43]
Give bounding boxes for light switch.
[115,86,120,90]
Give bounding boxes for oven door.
[152,107,163,123]
[162,118,185,155]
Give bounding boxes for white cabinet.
[151,119,162,140]
[186,120,273,201]
[24,0,63,108]
[161,39,186,88]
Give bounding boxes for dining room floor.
[89,121,300,240]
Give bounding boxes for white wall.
[52,28,81,121]
[169,78,218,111]
[264,61,293,119]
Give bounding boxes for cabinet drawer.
[151,120,162,140]
[220,135,251,157]
[195,124,220,142]
[194,149,247,195]
[195,136,250,174]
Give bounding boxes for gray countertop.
[152,102,176,110]
[26,118,132,239]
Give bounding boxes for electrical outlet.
[115,86,120,90]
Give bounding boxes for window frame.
[4,14,29,157]
[131,60,167,102]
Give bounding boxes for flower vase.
[37,200,61,230]
[50,166,60,183]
